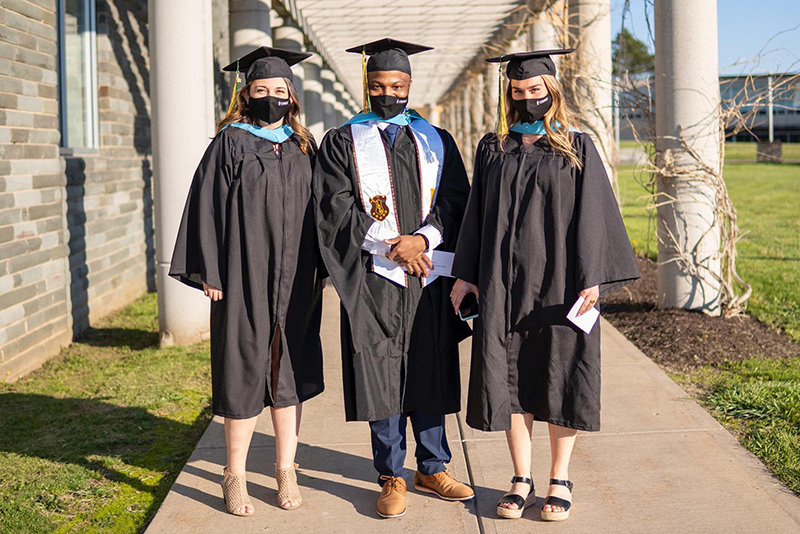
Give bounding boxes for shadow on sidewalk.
[168,418,491,520]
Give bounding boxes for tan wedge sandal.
[275,463,302,510]
[221,467,254,516]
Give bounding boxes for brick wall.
[66,0,153,334]
[0,0,154,381]
[0,0,71,380]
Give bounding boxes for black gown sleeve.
[420,129,471,250]
[573,134,640,296]
[312,128,392,349]
[169,131,235,291]
[306,136,329,281]
[451,135,489,285]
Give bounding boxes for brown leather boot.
[415,469,475,501]
[376,476,407,518]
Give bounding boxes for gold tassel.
[361,49,371,113]
[226,60,241,115]
[497,65,508,136]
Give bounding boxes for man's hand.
[385,235,432,277]
[404,255,433,277]
[203,281,223,301]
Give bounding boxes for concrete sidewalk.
[146,287,800,533]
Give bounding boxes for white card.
[566,296,600,334]
[421,250,454,287]
[372,250,455,287]
[429,251,454,277]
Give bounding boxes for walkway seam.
[456,412,487,534]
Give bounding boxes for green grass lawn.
[618,162,800,340]
[0,293,212,534]
[618,141,800,161]
[725,142,800,161]
[619,160,800,495]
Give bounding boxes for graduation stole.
[223,122,294,143]
[350,117,444,287]
[509,120,580,135]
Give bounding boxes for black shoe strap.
[549,478,573,492]
[510,475,533,487]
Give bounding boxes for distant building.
[617,73,800,142]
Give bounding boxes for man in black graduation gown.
[313,38,473,518]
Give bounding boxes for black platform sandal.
[496,475,535,519]
[541,478,573,521]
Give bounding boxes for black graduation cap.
[345,38,433,75]
[223,46,312,84]
[486,48,574,80]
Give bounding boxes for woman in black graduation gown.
[450,49,640,522]
[170,47,325,515]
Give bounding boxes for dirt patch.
[602,258,800,372]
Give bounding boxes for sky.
[610,0,800,74]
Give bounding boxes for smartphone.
[458,292,479,321]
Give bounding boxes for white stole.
[351,119,444,287]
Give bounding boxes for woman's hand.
[451,279,479,314]
[203,281,223,301]
[577,285,599,316]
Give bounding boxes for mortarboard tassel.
[361,49,372,113]
[226,60,241,115]
[497,65,508,136]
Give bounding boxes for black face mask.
[511,94,552,123]
[248,95,291,124]
[369,95,408,119]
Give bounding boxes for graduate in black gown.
[170,47,324,515]
[313,38,473,518]
[451,49,640,522]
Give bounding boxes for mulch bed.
[602,258,800,372]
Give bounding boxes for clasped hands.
[384,235,432,277]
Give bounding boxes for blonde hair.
[217,78,314,154]
[500,74,582,169]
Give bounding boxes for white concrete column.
[303,52,325,142]
[344,93,358,117]
[333,81,347,126]
[655,0,722,314]
[320,66,337,131]
[429,105,443,126]
[461,89,474,172]
[507,33,528,54]
[471,75,485,135]
[229,0,271,61]
[568,0,616,183]
[272,16,306,112]
[149,0,213,345]
[530,3,562,70]
[485,62,500,133]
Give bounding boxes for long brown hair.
[500,74,582,169]
[217,78,314,154]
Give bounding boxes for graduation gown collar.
[509,120,580,135]
[223,122,295,143]
[344,108,425,126]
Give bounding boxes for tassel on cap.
[361,49,372,113]
[226,59,241,115]
[497,65,509,136]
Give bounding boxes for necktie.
[385,123,400,146]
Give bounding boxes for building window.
[57,0,98,149]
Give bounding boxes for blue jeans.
[369,411,452,484]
